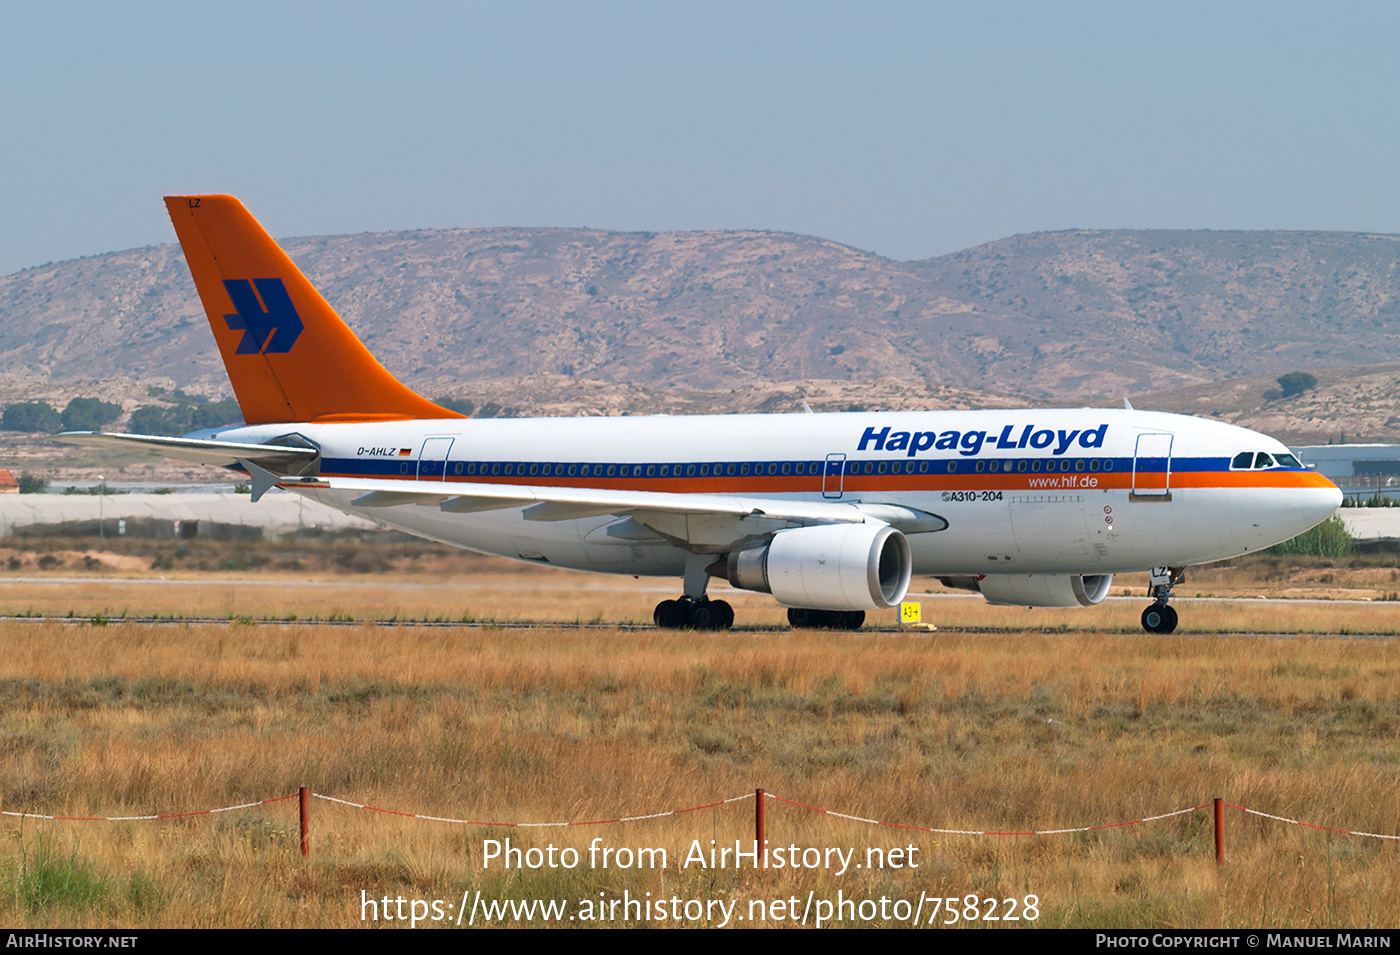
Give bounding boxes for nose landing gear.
[1141,565,1184,634]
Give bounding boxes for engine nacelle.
[722,523,912,611]
[940,573,1114,608]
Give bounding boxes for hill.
[6,227,1400,402]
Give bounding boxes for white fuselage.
[208,408,1342,580]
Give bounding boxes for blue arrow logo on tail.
[222,278,304,354]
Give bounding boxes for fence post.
[300,786,310,858]
[1214,797,1224,867]
[755,789,766,866]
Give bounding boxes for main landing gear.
[653,596,734,630]
[1141,565,1184,634]
[787,608,865,630]
[654,554,734,631]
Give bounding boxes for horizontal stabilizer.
[55,432,320,469]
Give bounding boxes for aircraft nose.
[1292,480,1344,535]
[1232,476,1344,551]
[1310,479,1344,522]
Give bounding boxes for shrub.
[1266,515,1353,557]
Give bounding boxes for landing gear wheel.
[653,600,674,627]
[787,608,865,630]
[1141,603,1178,634]
[654,599,688,629]
[654,597,732,630]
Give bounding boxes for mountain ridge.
[5,225,1400,422]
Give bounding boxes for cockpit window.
[1233,450,1301,470]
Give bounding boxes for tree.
[434,396,476,416]
[187,400,242,430]
[128,405,187,436]
[2,401,61,432]
[18,472,47,494]
[1277,371,1318,398]
[61,397,123,431]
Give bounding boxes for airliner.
[59,196,1343,633]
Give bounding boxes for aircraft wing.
[55,431,320,470]
[276,473,947,544]
[292,474,868,523]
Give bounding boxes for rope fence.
[5,789,1397,865]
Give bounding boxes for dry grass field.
[0,535,1398,929]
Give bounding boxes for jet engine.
[939,573,1114,608]
[719,523,912,611]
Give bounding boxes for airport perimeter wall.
[0,492,377,538]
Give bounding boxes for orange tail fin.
[164,195,460,425]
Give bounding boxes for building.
[1290,444,1400,502]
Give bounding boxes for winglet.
[165,195,461,425]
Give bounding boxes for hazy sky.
[4,1,1399,276]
